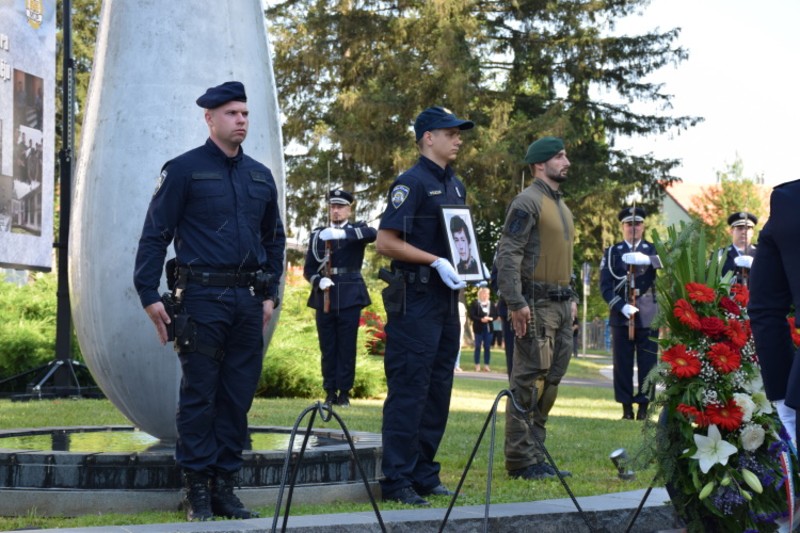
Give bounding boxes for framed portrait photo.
[440,205,485,282]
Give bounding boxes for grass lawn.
[0,349,658,531]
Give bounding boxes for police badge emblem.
[153,170,167,196]
[391,185,410,209]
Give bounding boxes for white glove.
[621,304,639,318]
[319,228,346,241]
[430,258,467,290]
[318,277,334,290]
[621,252,651,266]
[734,255,754,269]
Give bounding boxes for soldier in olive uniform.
[496,136,576,481]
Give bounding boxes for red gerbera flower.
[685,282,716,303]
[725,319,748,349]
[731,283,750,307]
[662,344,702,378]
[708,342,742,373]
[676,403,710,426]
[673,299,702,330]
[705,400,744,432]
[700,316,727,338]
[718,296,741,316]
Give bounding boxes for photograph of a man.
[449,215,479,275]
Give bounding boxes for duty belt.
[528,281,574,302]
[329,267,361,275]
[185,270,260,287]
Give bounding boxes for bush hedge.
[0,272,388,399]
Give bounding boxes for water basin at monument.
[0,425,382,493]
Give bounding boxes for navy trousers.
[380,283,460,495]
[610,325,657,405]
[316,305,361,393]
[175,285,264,475]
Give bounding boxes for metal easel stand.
[270,401,387,533]
[437,388,601,533]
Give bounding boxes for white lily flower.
[743,374,764,395]
[690,424,738,473]
[751,391,775,415]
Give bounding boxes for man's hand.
[621,304,639,318]
[621,252,651,266]
[734,255,754,269]
[145,300,171,345]
[511,306,531,337]
[263,299,276,329]
[318,277,334,290]
[430,258,466,290]
[319,228,346,241]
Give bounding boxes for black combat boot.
[181,471,213,521]
[337,390,350,407]
[622,404,634,420]
[636,402,649,421]
[211,471,259,519]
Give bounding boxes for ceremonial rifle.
[627,202,637,341]
[323,162,332,313]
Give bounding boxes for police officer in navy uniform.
[717,211,757,285]
[749,180,800,446]
[375,106,473,506]
[303,189,377,407]
[599,206,659,421]
[134,81,285,521]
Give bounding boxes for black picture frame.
[441,205,484,282]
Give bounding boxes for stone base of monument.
[0,425,381,517]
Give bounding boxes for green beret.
[524,136,565,164]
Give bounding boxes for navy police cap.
[196,81,247,109]
[727,211,758,227]
[328,189,353,205]
[414,106,474,141]
[618,206,647,223]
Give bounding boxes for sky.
[613,0,800,186]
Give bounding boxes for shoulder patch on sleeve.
[391,185,411,209]
[506,208,529,235]
[153,169,167,196]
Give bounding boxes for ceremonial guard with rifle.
[716,211,757,286]
[303,189,377,407]
[599,206,660,420]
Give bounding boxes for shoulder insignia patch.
[153,169,167,196]
[506,208,529,235]
[391,185,411,209]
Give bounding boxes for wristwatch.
[266,295,280,309]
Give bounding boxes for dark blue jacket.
[303,221,376,311]
[134,138,285,307]
[379,155,466,287]
[599,240,658,328]
[749,179,800,407]
[717,243,757,283]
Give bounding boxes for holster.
[379,267,405,314]
[161,292,178,342]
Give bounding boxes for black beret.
[524,136,565,164]
[414,106,474,141]
[196,81,247,109]
[328,189,353,205]
[727,211,758,227]
[618,206,647,223]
